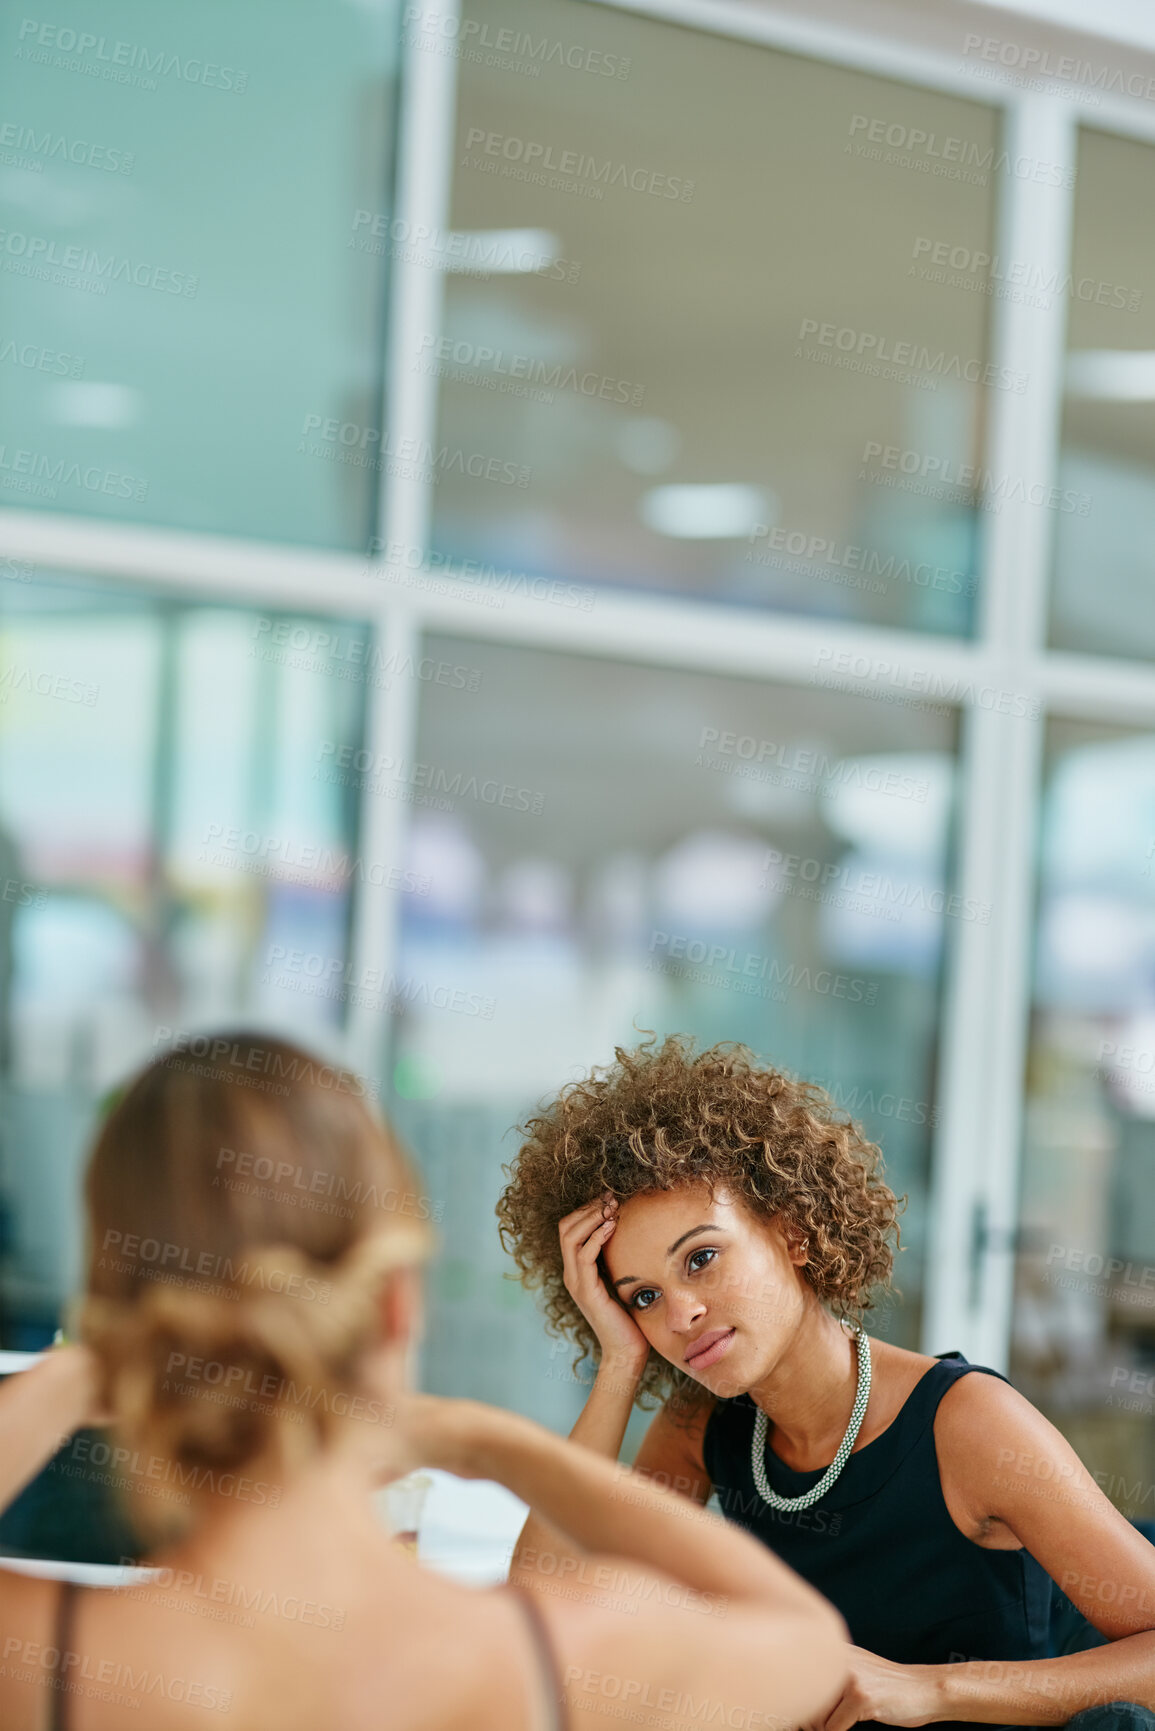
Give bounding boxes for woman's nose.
[665,1288,707,1334]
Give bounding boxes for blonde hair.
[77,1033,432,1537]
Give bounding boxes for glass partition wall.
[1,0,1153,1510]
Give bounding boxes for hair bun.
[79,1225,423,1522]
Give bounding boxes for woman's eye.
[630,1288,659,1311]
[688,1247,717,1273]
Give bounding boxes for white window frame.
[4,0,1155,1370]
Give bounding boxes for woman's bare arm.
[632,1396,715,1503]
[932,1375,1155,1721]
[511,1196,653,1578]
[822,1375,1155,1729]
[0,1347,99,1512]
[411,1395,849,1731]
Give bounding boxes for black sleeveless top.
[703,1353,1053,1704]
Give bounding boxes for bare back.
[0,1544,549,1731]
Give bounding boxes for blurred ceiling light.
[654,830,779,928]
[1065,350,1155,400]
[443,229,562,273]
[1046,735,1155,886]
[640,483,772,539]
[50,382,141,429]
[723,772,814,826]
[1039,893,1145,997]
[497,857,573,932]
[822,753,954,861]
[615,417,681,475]
[407,814,486,922]
[587,852,649,941]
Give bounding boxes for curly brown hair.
[497,1036,902,1410]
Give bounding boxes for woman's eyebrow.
[667,1223,719,1257]
[610,1224,722,1288]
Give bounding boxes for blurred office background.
[0,0,1154,1526]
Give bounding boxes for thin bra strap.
[505,1585,569,1731]
[48,1580,79,1731]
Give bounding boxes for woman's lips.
[685,1327,735,1371]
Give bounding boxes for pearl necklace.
[750,1326,871,1512]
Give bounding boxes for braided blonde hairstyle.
[77,1034,432,1537]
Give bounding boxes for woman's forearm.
[486,1402,832,1621]
[509,1355,644,1577]
[0,1348,96,1512]
[934,1631,1155,1724]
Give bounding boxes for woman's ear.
[783,1225,811,1268]
[378,1266,423,1353]
[767,1211,810,1267]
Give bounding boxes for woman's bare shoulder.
[857,1339,939,1438]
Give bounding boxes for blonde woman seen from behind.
[0,1034,847,1731]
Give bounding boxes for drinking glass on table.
[384,1471,432,1555]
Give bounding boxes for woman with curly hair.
[499,1036,1155,1731]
